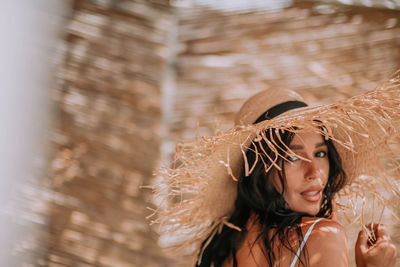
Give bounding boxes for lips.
[302,191,319,196]
[300,187,323,202]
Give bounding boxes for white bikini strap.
[289,218,324,267]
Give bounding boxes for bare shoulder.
[300,218,349,267]
[302,217,346,239]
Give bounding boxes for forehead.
[290,131,325,146]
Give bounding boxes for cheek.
[283,165,300,186]
[269,169,285,194]
[270,175,282,193]
[282,168,301,196]
[318,161,330,189]
[322,160,330,180]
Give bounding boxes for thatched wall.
[47,0,400,266]
[48,0,173,266]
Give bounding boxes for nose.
[305,159,319,181]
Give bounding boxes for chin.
[290,202,322,216]
[302,206,321,216]
[307,211,319,216]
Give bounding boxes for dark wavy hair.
[196,129,347,267]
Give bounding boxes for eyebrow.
[289,142,326,150]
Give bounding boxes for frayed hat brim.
[151,72,400,260]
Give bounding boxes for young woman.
[154,87,399,267]
[198,129,396,266]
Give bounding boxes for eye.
[315,151,327,158]
[287,155,299,162]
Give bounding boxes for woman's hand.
[355,223,397,267]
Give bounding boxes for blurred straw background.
[2,0,400,266]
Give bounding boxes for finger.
[363,223,390,244]
[361,224,378,246]
[369,240,397,261]
[373,238,396,253]
[390,242,398,257]
[389,243,398,261]
[365,223,379,233]
[356,229,369,252]
[375,224,391,241]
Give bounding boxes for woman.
[198,130,395,266]
[198,129,346,266]
[153,86,400,267]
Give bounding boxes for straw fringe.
[151,74,400,259]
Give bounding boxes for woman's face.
[271,131,330,216]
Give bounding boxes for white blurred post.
[0,0,71,265]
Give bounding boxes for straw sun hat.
[151,72,400,260]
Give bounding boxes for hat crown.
[234,88,305,125]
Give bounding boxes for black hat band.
[253,100,308,124]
